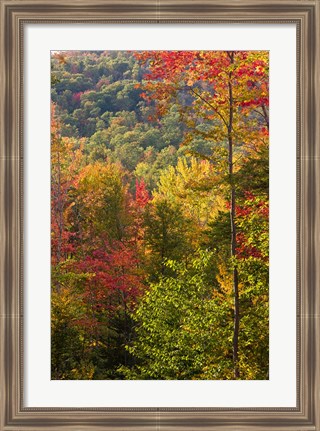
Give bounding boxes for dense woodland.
[51,50,269,380]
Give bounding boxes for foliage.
[51,50,269,380]
[121,251,234,380]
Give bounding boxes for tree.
[143,198,191,278]
[72,240,146,378]
[154,157,225,246]
[234,192,269,379]
[75,161,130,243]
[135,50,269,378]
[51,283,95,380]
[51,104,85,270]
[121,251,233,380]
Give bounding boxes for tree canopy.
[51,50,269,380]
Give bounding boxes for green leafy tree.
[122,251,233,380]
[143,198,191,278]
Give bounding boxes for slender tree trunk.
[188,51,241,378]
[56,150,63,265]
[52,145,63,294]
[261,104,269,129]
[227,51,240,379]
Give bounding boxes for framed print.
[0,0,319,430]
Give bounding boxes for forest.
[51,50,269,380]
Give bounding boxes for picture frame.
[0,0,319,429]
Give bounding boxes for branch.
[188,87,229,130]
[252,105,269,129]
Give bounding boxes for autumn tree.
[153,157,225,247]
[74,161,130,244]
[135,50,269,378]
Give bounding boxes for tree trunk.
[227,51,240,379]
[56,150,63,265]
